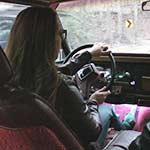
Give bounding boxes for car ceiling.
[0,0,76,7]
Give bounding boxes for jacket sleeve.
[58,51,92,75]
[56,78,102,144]
[129,122,150,150]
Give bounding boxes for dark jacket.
[56,52,102,146]
[129,122,150,150]
[58,51,92,75]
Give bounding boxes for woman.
[5,6,123,148]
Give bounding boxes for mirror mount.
[142,0,150,11]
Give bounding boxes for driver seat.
[0,45,84,150]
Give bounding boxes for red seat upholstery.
[0,126,65,150]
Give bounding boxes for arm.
[56,79,102,144]
[58,43,110,75]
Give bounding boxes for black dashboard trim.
[93,55,150,63]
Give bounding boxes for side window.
[0,16,14,48]
[0,3,27,49]
[0,3,66,62]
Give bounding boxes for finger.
[99,91,110,97]
[101,49,111,54]
[101,51,111,56]
[108,90,111,95]
[104,90,111,96]
[102,46,108,51]
[97,90,111,97]
[97,86,107,92]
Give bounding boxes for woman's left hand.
[73,43,111,59]
[88,43,111,58]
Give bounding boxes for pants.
[98,103,125,146]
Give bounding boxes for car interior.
[0,0,150,150]
[0,45,84,150]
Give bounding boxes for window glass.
[57,0,150,54]
[0,2,27,49]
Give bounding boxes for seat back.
[0,46,84,150]
[0,126,65,150]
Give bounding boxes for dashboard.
[76,54,150,106]
[94,55,150,106]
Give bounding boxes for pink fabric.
[0,126,66,150]
[113,104,131,121]
[134,107,150,132]
[105,103,150,132]
[104,103,132,121]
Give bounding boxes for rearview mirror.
[142,0,150,11]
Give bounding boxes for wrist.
[87,48,94,57]
[83,51,92,61]
[87,98,98,105]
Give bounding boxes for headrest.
[0,87,84,150]
[0,46,13,85]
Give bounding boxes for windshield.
[0,1,150,55]
[57,0,150,54]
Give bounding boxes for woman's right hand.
[89,86,111,104]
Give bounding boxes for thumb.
[98,86,107,92]
[101,50,111,55]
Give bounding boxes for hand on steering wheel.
[86,43,111,57]
[73,43,111,59]
[63,43,116,99]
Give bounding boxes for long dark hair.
[5,7,61,106]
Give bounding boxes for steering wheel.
[63,44,116,97]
